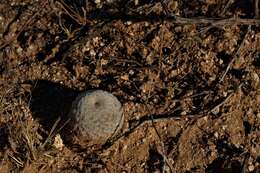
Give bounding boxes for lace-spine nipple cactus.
[68,90,123,145]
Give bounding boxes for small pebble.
[248,165,254,172]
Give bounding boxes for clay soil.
[0,0,260,172]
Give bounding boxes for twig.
[220,0,234,16]
[0,88,14,112]
[28,79,38,106]
[0,1,48,50]
[241,153,250,173]
[40,114,70,149]
[161,0,171,16]
[105,83,243,167]
[220,25,251,82]
[40,117,61,149]
[0,13,38,50]
[130,2,260,26]
[210,83,243,113]
[170,90,212,104]
[7,151,24,167]
[56,0,92,25]
[109,56,143,66]
[210,91,234,113]
[133,83,175,173]
[256,0,259,19]
[168,15,260,26]
[148,115,175,173]
[123,11,260,26]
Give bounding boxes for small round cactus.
[68,90,123,146]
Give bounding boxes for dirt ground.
[0,0,259,172]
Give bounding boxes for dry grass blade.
[23,127,37,160]
[55,0,92,25]
[0,88,13,114]
[11,122,34,161]
[40,116,70,149]
[7,119,42,166]
[7,151,24,167]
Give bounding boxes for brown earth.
[0,0,259,172]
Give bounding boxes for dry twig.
[132,83,175,173]
[7,152,24,167]
[0,1,49,50]
[220,0,234,16]
[210,83,243,113]
[168,15,260,26]
[55,0,92,25]
[40,117,61,149]
[255,0,259,19]
[219,26,251,82]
